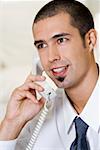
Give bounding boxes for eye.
[57,37,69,44]
[36,43,47,50]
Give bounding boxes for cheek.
[58,45,79,61]
[60,43,85,60]
[71,50,90,76]
[60,45,89,71]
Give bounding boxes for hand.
[0,74,46,140]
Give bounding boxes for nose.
[48,45,61,62]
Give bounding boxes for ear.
[85,29,97,51]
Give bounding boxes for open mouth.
[51,65,69,77]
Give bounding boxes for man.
[0,0,99,149]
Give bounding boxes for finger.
[14,90,39,104]
[18,82,44,92]
[39,97,45,104]
[25,74,45,83]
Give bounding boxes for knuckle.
[25,74,36,82]
[12,87,20,94]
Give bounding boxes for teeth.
[53,67,66,73]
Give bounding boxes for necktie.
[70,117,89,150]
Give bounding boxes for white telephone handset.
[26,71,57,150]
[36,71,57,101]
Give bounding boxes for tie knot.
[74,117,89,137]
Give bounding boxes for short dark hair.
[33,0,94,41]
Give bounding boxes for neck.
[65,63,99,114]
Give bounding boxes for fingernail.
[41,76,46,80]
[35,100,39,103]
[39,87,44,91]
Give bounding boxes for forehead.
[33,13,78,40]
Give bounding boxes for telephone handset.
[36,71,57,102]
[26,71,58,150]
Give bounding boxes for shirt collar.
[62,90,77,134]
[80,73,100,133]
[63,72,100,134]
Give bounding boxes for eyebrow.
[34,40,44,46]
[52,33,71,39]
[34,32,71,46]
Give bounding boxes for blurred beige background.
[0,0,100,120]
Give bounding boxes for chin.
[56,79,73,89]
[54,80,65,88]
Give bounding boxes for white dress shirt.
[0,74,100,150]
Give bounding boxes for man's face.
[33,13,92,89]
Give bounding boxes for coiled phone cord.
[26,100,52,150]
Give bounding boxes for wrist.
[0,117,26,140]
